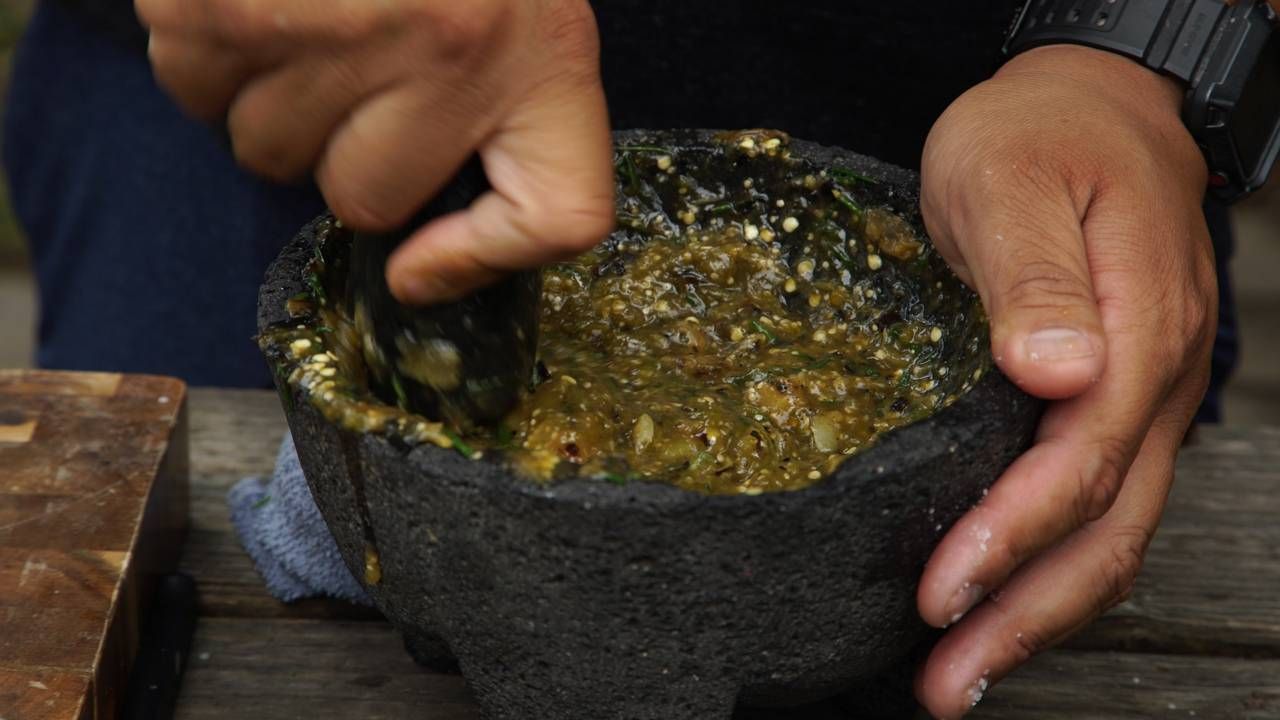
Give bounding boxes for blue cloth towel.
[229,435,372,605]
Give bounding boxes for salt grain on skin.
[966,670,992,708]
[782,216,800,233]
[974,526,992,553]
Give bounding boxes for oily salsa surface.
[265,130,989,495]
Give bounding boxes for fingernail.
[1024,327,1094,363]
[943,582,985,625]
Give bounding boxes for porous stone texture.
[257,131,1043,720]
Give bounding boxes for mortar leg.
[401,629,460,674]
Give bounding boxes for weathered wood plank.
[187,388,286,476]
[973,651,1280,719]
[1070,426,1280,657]
[176,618,1280,720]
[175,619,478,720]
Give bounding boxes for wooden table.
[174,389,1280,720]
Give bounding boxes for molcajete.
[256,130,1042,719]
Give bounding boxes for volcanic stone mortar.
[257,130,1043,719]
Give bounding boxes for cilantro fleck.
[750,319,777,344]
[444,429,476,458]
[601,472,630,486]
[830,167,878,186]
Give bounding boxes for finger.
[974,180,1105,399]
[146,34,255,122]
[314,80,492,235]
[917,203,1211,628]
[923,136,1108,399]
[136,0,392,44]
[227,48,383,182]
[384,68,615,304]
[914,413,1182,719]
[917,326,1165,628]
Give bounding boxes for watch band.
[1004,0,1228,83]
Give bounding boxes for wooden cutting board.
[0,370,189,720]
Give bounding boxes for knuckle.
[230,134,298,183]
[992,525,1033,572]
[213,0,275,41]
[530,195,616,255]
[1176,275,1217,357]
[535,204,614,254]
[1009,624,1051,664]
[321,179,404,232]
[228,129,268,173]
[1000,257,1094,313]
[411,1,508,61]
[1075,436,1130,524]
[1075,435,1136,525]
[1095,527,1151,614]
[145,43,195,100]
[312,54,369,98]
[226,108,306,182]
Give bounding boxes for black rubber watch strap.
[1005,0,1226,82]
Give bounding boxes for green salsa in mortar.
[260,130,990,495]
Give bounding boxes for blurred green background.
[0,0,33,262]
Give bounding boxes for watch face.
[1232,32,1280,184]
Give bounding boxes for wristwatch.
[1005,0,1280,203]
